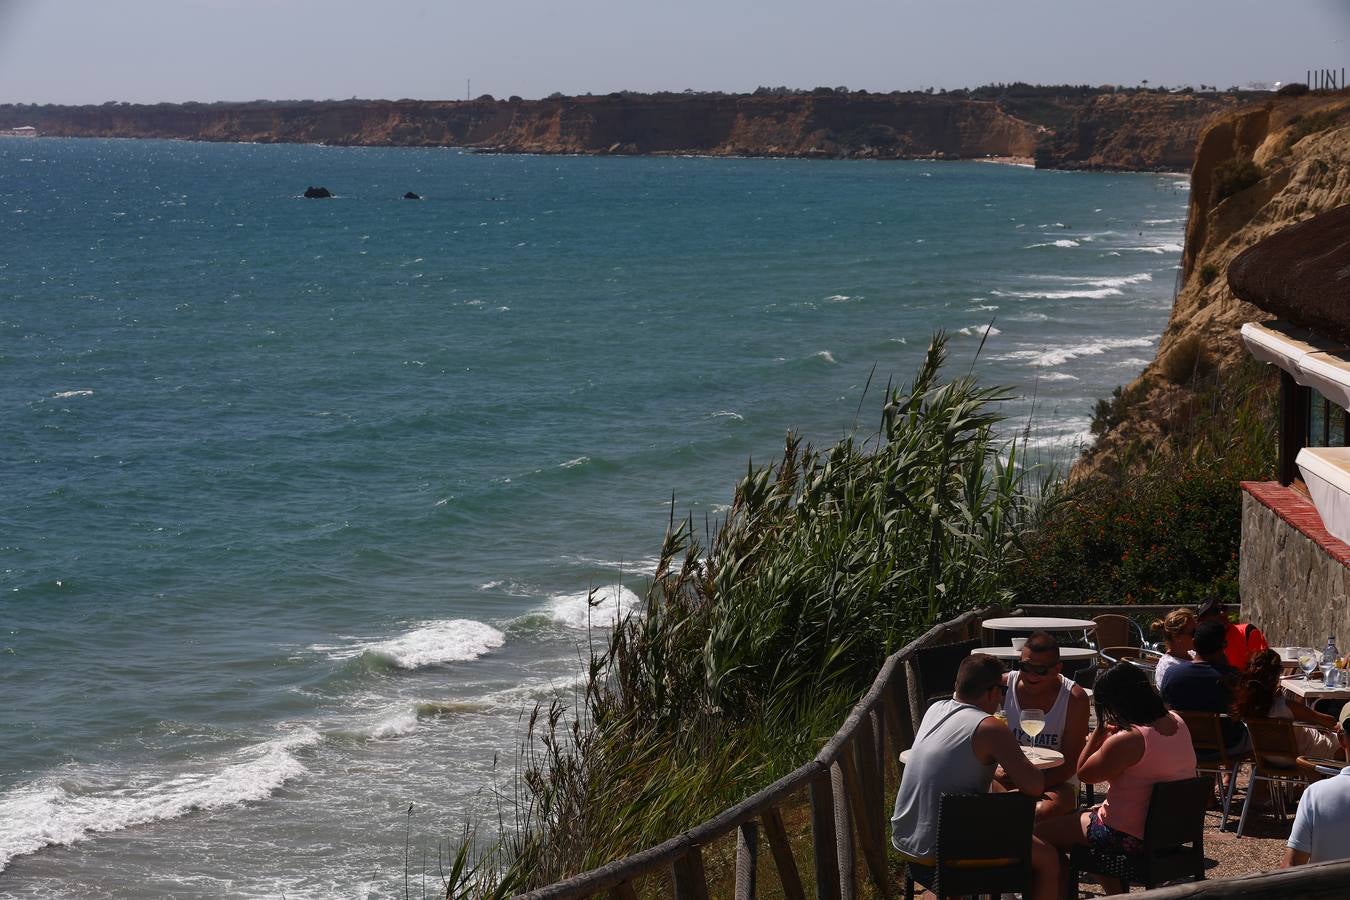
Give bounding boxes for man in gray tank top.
[891,654,1047,859]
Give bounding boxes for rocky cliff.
[0,88,1248,170]
[1074,91,1350,477]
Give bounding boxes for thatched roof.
[1228,204,1350,343]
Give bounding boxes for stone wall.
[1240,481,1350,647]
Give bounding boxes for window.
[1305,387,1350,448]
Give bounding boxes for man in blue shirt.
[1160,619,1247,753]
[1284,705,1350,866]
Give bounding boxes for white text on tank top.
[1004,671,1072,750]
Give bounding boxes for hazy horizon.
[1,0,1347,106]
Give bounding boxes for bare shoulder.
[1067,682,1091,705]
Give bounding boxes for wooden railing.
[517,607,993,900]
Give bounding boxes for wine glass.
[1020,708,1046,744]
[1300,649,1319,682]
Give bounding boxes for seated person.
[1236,649,1340,759]
[892,654,1058,900]
[1197,597,1267,671]
[1160,618,1249,754]
[1150,608,1196,689]
[1284,704,1350,867]
[996,630,1090,819]
[1037,662,1197,891]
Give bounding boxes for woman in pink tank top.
[1035,662,1197,892]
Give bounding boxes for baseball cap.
[1197,597,1224,618]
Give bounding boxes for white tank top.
[1003,671,1073,751]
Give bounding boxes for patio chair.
[1175,709,1248,830]
[1236,716,1318,837]
[902,791,1037,900]
[1069,776,1209,895]
[1098,645,1164,671]
[911,638,982,709]
[1093,614,1145,650]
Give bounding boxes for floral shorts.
[1086,807,1143,858]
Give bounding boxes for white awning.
[1298,447,1350,545]
[1241,321,1350,406]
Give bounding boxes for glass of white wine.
[1020,708,1046,743]
[1300,649,1320,682]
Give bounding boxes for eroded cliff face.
[1073,92,1350,478]
[0,90,1247,169]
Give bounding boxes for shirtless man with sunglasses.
[996,630,1091,819]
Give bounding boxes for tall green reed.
[448,334,1032,894]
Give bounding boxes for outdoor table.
[981,617,1097,633]
[971,646,1098,662]
[1297,755,1345,779]
[1280,676,1350,703]
[899,745,1063,770]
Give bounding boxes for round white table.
[899,745,1063,770]
[982,616,1097,632]
[972,646,1097,661]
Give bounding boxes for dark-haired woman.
[1237,649,1340,758]
[1036,662,1197,893]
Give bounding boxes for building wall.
[1241,483,1350,647]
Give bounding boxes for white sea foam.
[51,390,93,399]
[888,337,908,344]
[549,584,642,629]
[1122,242,1184,254]
[710,410,744,421]
[559,456,590,469]
[1144,218,1183,225]
[1037,372,1080,382]
[958,324,1002,337]
[814,350,837,364]
[562,553,662,575]
[1085,272,1153,288]
[478,579,504,590]
[991,288,1123,301]
[367,710,420,739]
[1116,357,1152,367]
[1037,223,1067,229]
[997,336,1156,368]
[825,294,855,303]
[0,728,319,873]
[341,620,506,669]
[1025,239,1080,249]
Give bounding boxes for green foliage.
[459,335,1032,890]
[1010,361,1277,607]
[1210,157,1264,204]
[1199,262,1220,286]
[1283,109,1340,151]
[1090,383,1146,437]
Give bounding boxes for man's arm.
[1046,685,1091,788]
[975,718,1045,797]
[1284,786,1316,867]
[1282,847,1311,868]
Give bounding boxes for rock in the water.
[304,186,333,198]
[403,191,421,200]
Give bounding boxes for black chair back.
[1071,776,1208,893]
[912,638,982,706]
[934,792,1036,897]
[1142,776,1210,851]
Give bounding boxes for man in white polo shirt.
[1283,704,1350,867]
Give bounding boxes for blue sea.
[1,137,1187,897]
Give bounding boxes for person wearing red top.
[1198,597,1268,670]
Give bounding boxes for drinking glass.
[1300,649,1319,682]
[1020,708,1046,742]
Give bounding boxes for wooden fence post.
[609,881,639,900]
[809,771,842,900]
[842,726,890,898]
[762,807,806,900]
[672,845,710,900]
[831,758,856,900]
[736,821,759,900]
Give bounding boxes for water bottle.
[1323,636,1340,687]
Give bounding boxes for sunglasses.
[1019,662,1058,675]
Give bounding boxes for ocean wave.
[51,389,94,399]
[709,410,744,421]
[559,456,590,469]
[1036,372,1080,382]
[0,728,319,873]
[1085,272,1152,288]
[549,584,642,629]
[333,620,506,669]
[366,709,420,739]
[813,350,837,364]
[825,294,857,303]
[1025,239,1080,249]
[562,553,662,575]
[1121,242,1183,254]
[996,336,1156,367]
[1144,218,1183,225]
[991,287,1123,301]
[958,324,1002,337]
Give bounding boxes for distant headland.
[0,84,1274,171]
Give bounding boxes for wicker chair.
[911,638,982,709]
[903,792,1037,900]
[1070,777,1209,894]
[1237,716,1319,837]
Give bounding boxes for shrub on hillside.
[1210,157,1263,203]
[1199,262,1220,286]
[1283,109,1341,150]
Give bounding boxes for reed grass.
[442,333,1033,895]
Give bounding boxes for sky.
[1,0,1347,105]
